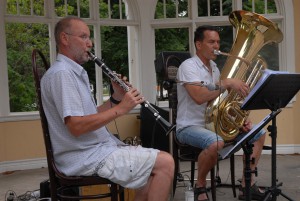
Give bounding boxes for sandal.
[238,183,265,200]
[194,186,210,201]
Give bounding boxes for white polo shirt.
[176,55,220,131]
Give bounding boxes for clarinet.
[88,51,175,136]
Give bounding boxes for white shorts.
[94,145,159,189]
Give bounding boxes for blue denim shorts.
[176,125,266,149]
[176,126,224,149]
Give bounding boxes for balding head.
[54,16,85,46]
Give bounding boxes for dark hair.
[194,25,220,43]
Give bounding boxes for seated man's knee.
[157,152,174,175]
[209,140,224,150]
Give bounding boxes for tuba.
[205,10,283,142]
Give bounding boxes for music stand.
[241,72,300,201]
[219,109,281,201]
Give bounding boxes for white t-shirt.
[176,55,220,131]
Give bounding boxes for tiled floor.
[1,154,300,201]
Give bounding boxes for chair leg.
[210,166,216,201]
[110,184,118,201]
[173,162,179,196]
[50,179,58,201]
[230,154,237,197]
[119,186,125,201]
[191,161,195,187]
[172,144,180,196]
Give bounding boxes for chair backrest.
[31,49,60,197]
[32,50,125,201]
[31,49,52,164]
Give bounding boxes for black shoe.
[194,186,210,201]
[238,183,265,200]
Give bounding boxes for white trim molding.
[1,144,299,173]
[0,158,47,174]
[235,144,300,156]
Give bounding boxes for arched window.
[153,0,295,102]
[0,0,295,121]
[0,0,140,120]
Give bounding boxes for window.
[0,0,295,120]
[153,0,289,103]
[1,0,138,120]
[6,22,49,112]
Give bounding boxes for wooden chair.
[162,56,236,201]
[31,49,124,201]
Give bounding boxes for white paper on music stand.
[241,69,289,108]
[219,112,274,159]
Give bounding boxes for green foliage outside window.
[5,0,280,112]
[6,23,49,112]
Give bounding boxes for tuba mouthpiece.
[213,49,221,55]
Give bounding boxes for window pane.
[215,26,233,70]
[242,0,253,12]
[178,0,188,18]
[99,0,109,18]
[155,28,189,100]
[19,0,31,15]
[222,0,232,16]
[99,0,126,19]
[55,0,68,17]
[94,26,129,102]
[55,0,90,17]
[155,0,164,19]
[155,0,189,19]
[6,22,49,112]
[79,0,90,18]
[267,0,277,14]
[242,0,276,14]
[211,0,220,16]
[111,0,126,19]
[198,0,208,17]
[82,26,96,101]
[258,43,280,70]
[254,0,265,14]
[6,0,18,15]
[33,0,45,16]
[165,0,177,18]
[6,0,44,16]
[198,0,232,17]
[66,0,79,16]
[155,28,189,54]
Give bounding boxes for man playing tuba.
[176,25,266,201]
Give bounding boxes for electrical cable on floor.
[4,189,51,201]
[176,174,192,188]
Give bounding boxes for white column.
[0,0,10,116]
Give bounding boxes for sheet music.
[218,117,266,159]
[219,110,280,159]
[242,69,289,108]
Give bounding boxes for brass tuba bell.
[205,10,283,142]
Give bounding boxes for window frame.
[0,0,296,122]
[152,0,295,106]
[0,0,140,121]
